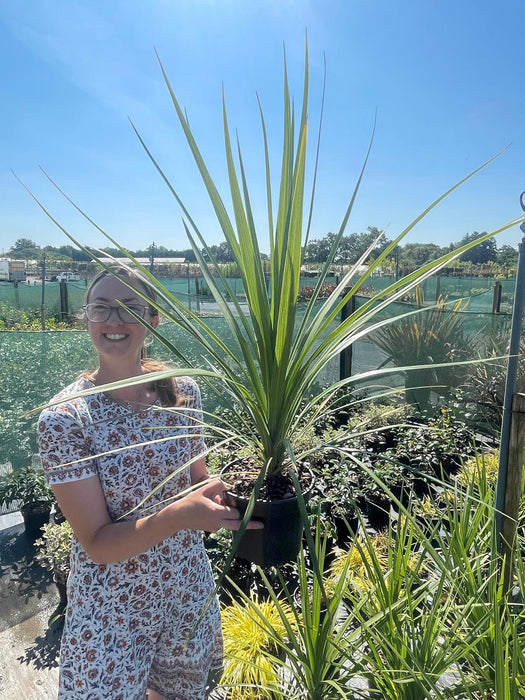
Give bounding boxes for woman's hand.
[171,478,263,533]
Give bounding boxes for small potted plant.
[355,455,410,530]
[457,449,499,490]
[326,531,389,597]
[392,409,475,484]
[368,294,474,415]
[35,520,73,612]
[0,463,54,539]
[348,401,410,454]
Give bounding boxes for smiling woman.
[36,264,262,700]
[82,268,162,402]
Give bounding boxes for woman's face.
[86,275,158,363]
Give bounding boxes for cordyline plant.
[22,42,523,502]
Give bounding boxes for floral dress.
[37,376,222,700]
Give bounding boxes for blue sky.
[1,0,524,255]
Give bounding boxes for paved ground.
[0,512,60,699]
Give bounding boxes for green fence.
[0,275,517,322]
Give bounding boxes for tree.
[205,241,235,263]
[303,233,334,263]
[353,227,391,262]
[456,232,497,265]
[399,243,445,268]
[303,228,390,265]
[9,238,42,259]
[496,244,518,269]
[101,247,126,258]
[54,244,92,262]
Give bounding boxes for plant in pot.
[326,530,390,598]
[219,592,297,699]
[220,525,363,699]
[35,519,73,615]
[32,43,521,570]
[0,463,54,540]
[346,400,410,454]
[413,492,449,545]
[394,408,475,484]
[315,452,360,548]
[355,452,411,530]
[457,449,499,490]
[452,321,524,439]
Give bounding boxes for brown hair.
[85,265,179,406]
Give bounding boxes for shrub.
[219,595,296,699]
[35,520,73,573]
[458,449,499,488]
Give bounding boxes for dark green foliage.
[0,463,53,509]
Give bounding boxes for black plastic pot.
[333,511,359,548]
[414,513,447,548]
[54,568,69,609]
[365,494,391,530]
[438,453,463,478]
[21,500,52,540]
[411,476,432,498]
[222,464,313,567]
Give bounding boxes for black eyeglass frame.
[83,302,150,324]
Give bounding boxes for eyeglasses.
[84,302,150,324]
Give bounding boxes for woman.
[37,265,259,700]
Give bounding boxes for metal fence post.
[59,280,69,320]
[495,191,525,554]
[339,293,355,381]
[40,254,46,331]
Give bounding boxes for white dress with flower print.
[37,375,222,700]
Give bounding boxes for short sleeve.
[37,402,98,485]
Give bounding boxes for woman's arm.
[190,456,209,485]
[52,473,252,565]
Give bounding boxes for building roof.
[96,257,187,265]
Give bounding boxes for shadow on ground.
[17,612,63,670]
[0,520,63,670]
